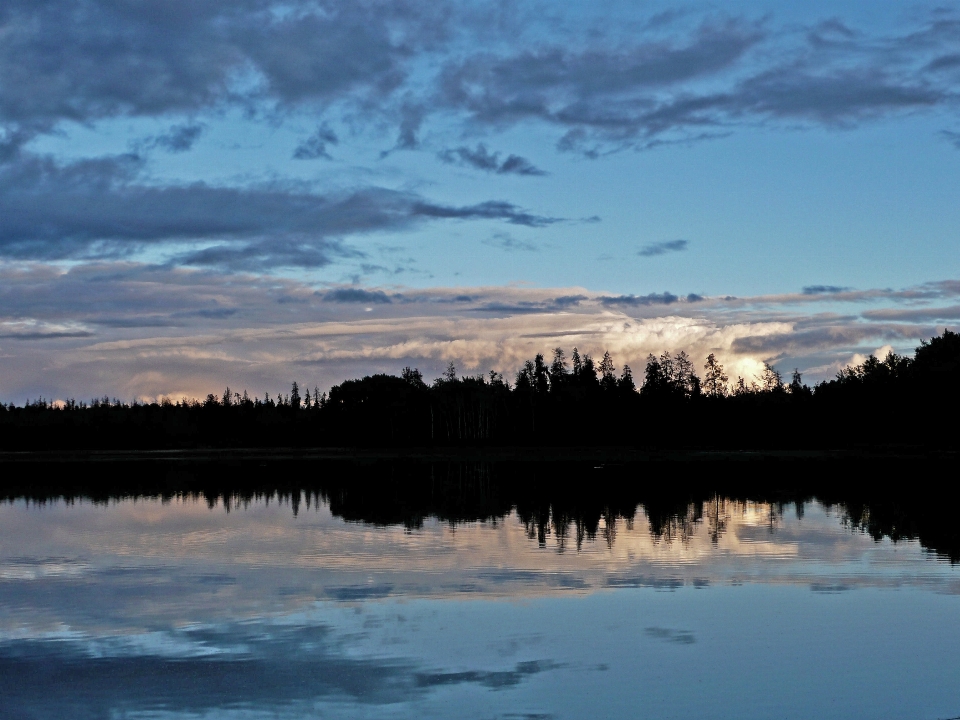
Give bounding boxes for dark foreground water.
[2,461,960,719]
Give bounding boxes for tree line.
[1,329,959,451]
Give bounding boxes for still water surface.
[2,488,959,719]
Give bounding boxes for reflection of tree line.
[2,457,958,562]
[3,330,960,450]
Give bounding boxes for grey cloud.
[730,325,914,354]
[439,19,764,117]
[803,285,852,295]
[3,3,958,160]
[861,305,960,322]
[941,129,960,148]
[438,144,545,175]
[469,302,550,314]
[728,68,942,124]
[142,123,205,153]
[639,239,687,257]
[498,154,545,175]
[482,233,539,252]
[0,330,93,340]
[293,123,339,160]
[927,54,960,72]
[437,18,764,145]
[600,292,679,307]
[0,0,448,130]
[394,100,426,151]
[553,295,588,307]
[323,288,393,304]
[0,153,555,265]
[433,13,960,153]
[409,199,557,227]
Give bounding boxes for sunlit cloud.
[0,262,955,402]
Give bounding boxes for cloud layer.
[0,154,555,267]
[1,263,956,402]
[1,3,959,264]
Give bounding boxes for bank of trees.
[2,330,959,451]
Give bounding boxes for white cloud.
[0,262,954,401]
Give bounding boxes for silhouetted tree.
[703,354,728,398]
[789,369,811,397]
[599,351,617,391]
[572,348,583,376]
[402,367,428,390]
[759,363,783,393]
[443,362,457,383]
[533,354,550,394]
[549,348,568,391]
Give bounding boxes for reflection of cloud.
[644,627,696,644]
[0,622,423,716]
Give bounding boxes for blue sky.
[2,0,960,401]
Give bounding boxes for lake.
[1,458,959,719]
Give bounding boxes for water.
[2,467,960,719]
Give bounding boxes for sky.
[2,0,960,402]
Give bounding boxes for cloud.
[438,144,545,175]
[802,285,851,295]
[2,4,959,161]
[0,153,556,265]
[431,13,960,154]
[0,0,449,130]
[2,262,958,401]
[638,239,688,257]
[140,123,205,153]
[941,129,960,149]
[600,292,680,306]
[861,305,960,322]
[322,288,393,304]
[293,123,339,160]
[482,233,538,252]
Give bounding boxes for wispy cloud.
[137,123,205,154]
[293,124,339,160]
[482,233,539,252]
[438,144,545,175]
[802,285,852,295]
[322,288,393,304]
[0,154,557,266]
[638,239,688,257]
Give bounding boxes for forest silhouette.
[2,329,959,451]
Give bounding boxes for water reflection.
[2,459,960,719]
